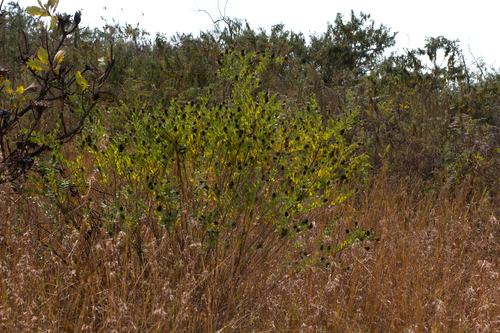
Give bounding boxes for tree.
[0,0,114,183]
[309,11,397,85]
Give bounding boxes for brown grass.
[0,169,499,332]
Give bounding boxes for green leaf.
[26,59,48,71]
[38,47,49,65]
[50,15,57,30]
[26,6,45,16]
[75,71,88,91]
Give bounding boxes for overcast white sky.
[12,0,499,68]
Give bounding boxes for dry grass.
[0,170,499,332]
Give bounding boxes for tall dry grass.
[1,169,498,332]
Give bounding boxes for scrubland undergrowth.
[1,171,499,332]
[1,1,500,332]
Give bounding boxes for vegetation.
[0,1,499,331]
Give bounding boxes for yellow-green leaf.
[50,15,57,30]
[26,6,45,16]
[38,47,49,65]
[75,71,88,91]
[26,59,48,71]
[3,79,14,95]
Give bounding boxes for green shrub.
[64,50,370,262]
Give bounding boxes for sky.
[11,0,500,69]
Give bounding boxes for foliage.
[309,11,397,85]
[52,50,369,259]
[1,1,500,330]
[356,35,500,192]
[0,0,114,183]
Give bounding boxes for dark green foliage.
[309,11,397,85]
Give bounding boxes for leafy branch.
[0,0,114,183]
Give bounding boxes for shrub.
[0,0,114,183]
